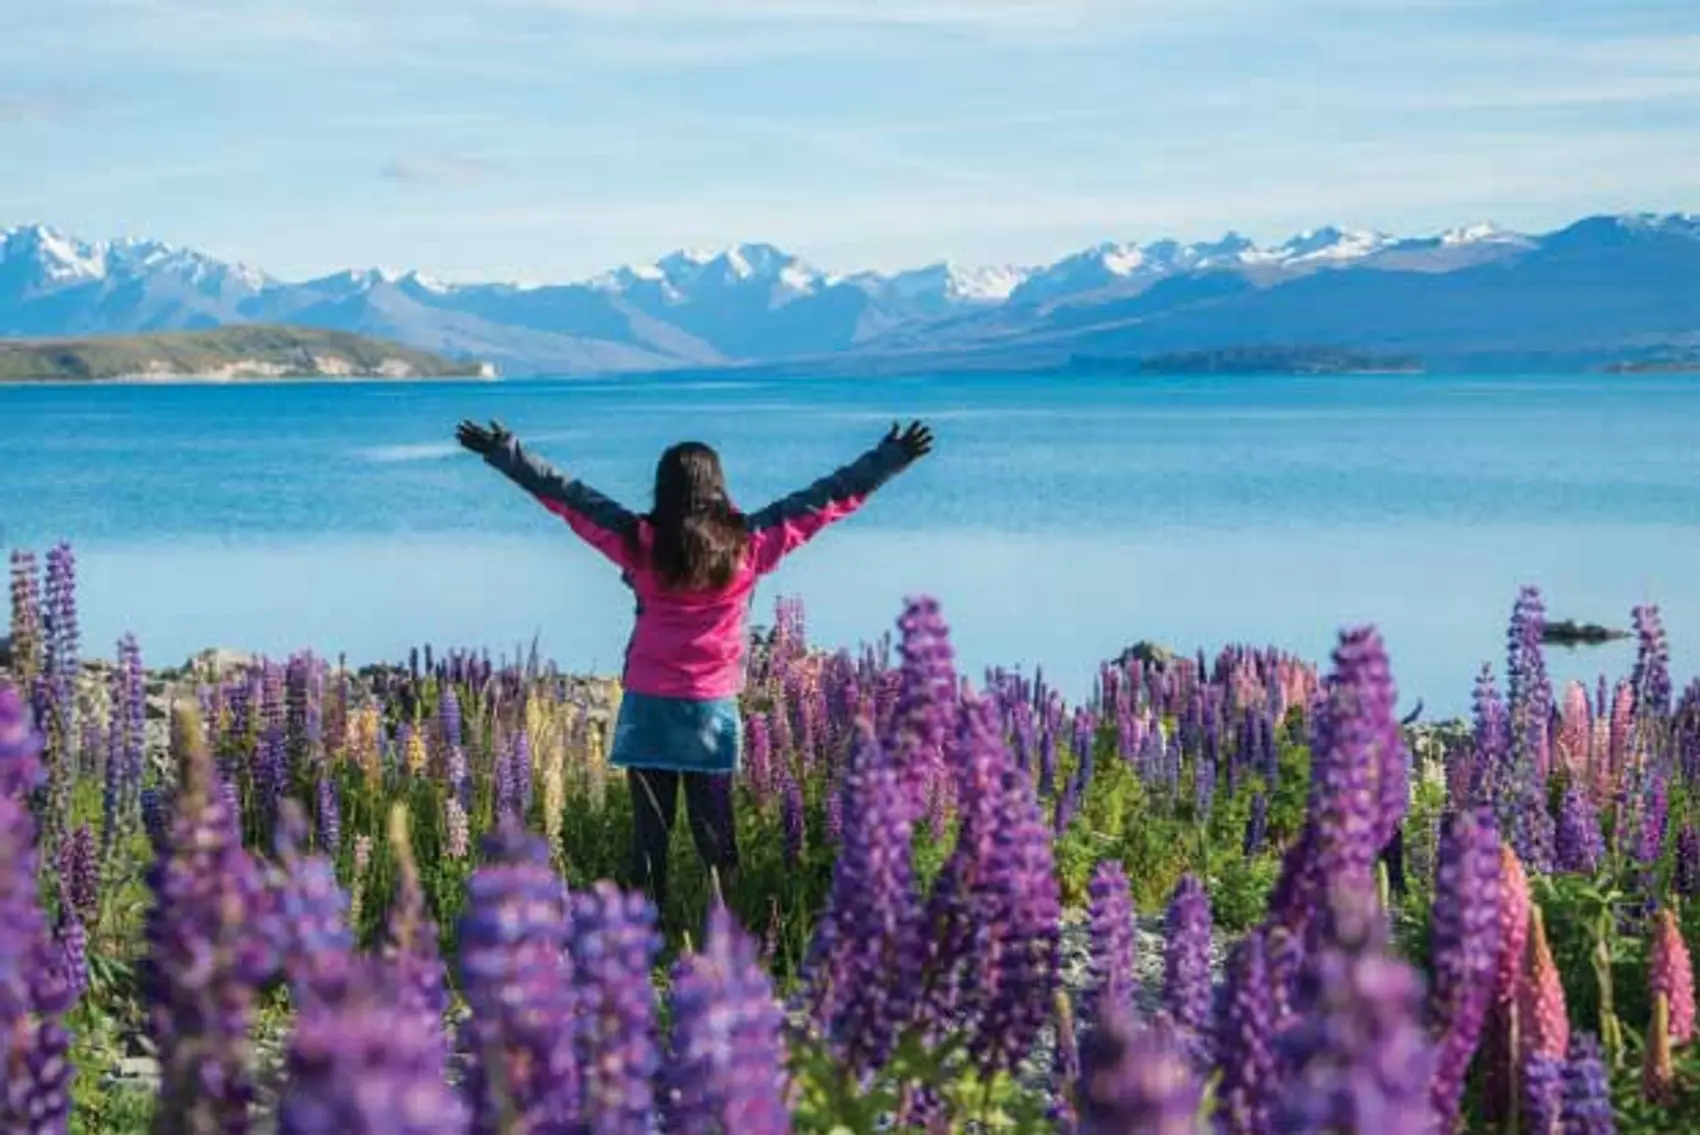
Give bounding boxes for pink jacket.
[485,435,913,700]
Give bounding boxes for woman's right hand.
[455,418,511,455]
[884,420,934,461]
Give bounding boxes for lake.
[3,370,1697,718]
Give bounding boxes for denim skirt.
[608,691,744,774]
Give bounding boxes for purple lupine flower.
[57,822,98,921]
[1,681,79,1135]
[1274,886,1438,1135]
[456,822,580,1133]
[744,711,774,804]
[1469,664,1508,807]
[572,881,662,1135]
[284,653,314,761]
[1084,861,1137,1027]
[141,705,281,1135]
[1054,750,1089,835]
[1635,765,1669,866]
[779,759,805,866]
[1307,627,1404,901]
[1244,791,1269,856]
[1075,1013,1204,1135]
[38,543,79,854]
[277,951,468,1135]
[260,657,287,733]
[1555,785,1605,876]
[1426,805,1502,1126]
[1507,586,1553,758]
[1194,753,1218,821]
[76,711,101,779]
[1560,1033,1616,1135]
[1504,588,1555,871]
[663,903,792,1135]
[1676,824,1700,899]
[1038,714,1060,799]
[2,978,75,1135]
[315,772,341,855]
[513,726,534,816]
[886,596,957,827]
[1162,874,1214,1064]
[806,723,921,1074]
[494,731,518,818]
[254,722,288,820]
[1524,1052,1564,1135]
[268,803,354,999]
[1630,604,1672,723]
[139,786,168,853]
[1215,932,1278,1135]
[55,903,88,1005]
[102,634,146,868]
[769,699,794,764]
[914,696,1006,1034]
[961,714,1063,1077]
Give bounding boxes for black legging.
[627,767,739,912]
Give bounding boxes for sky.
[2,0,1698,283]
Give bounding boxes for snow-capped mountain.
[3,211,1697,374]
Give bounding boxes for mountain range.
[3,212,1697,376]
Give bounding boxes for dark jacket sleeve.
[483,435,638,569]
[746,438,912,574]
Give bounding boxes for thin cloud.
[0,93,74,124]
[380,154,500,186]
[505,0,1126,30]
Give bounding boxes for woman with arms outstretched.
[455,417,934,911]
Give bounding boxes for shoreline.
[0,371,496,388]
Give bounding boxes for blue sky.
[2,0,1697,282]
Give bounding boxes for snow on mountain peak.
[107,237,271,291]
[1282,226,1392,262]
[612,242,823,298]
[1615,211,1700,238]
[942,262,1030,301]
[874,260,1032,304]
[2,223,108,285]
[1439,221,1522,245]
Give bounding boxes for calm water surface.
[3,371,1697,716]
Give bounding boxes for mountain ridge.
[3,211,1697,376]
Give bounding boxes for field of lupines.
[4,542,1700,1132]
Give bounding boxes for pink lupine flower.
[1650,908,1696,1046]
[1520,906,1570,1063]
[1555,682,1590,781]
[1494,845,1531,1007]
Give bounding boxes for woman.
[456,416,933,909]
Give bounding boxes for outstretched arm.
[457,419,638,570]
[747,420,932,575]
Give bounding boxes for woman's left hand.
[455,418,511,455]
[884,420,934,461]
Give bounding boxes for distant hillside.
[0,326,491,382]
[1068,345,1424,376]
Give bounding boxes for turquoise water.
[3,371,1698,716]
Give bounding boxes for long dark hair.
[642,441,749,590]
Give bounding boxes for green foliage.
[789,1029,1055,1134]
